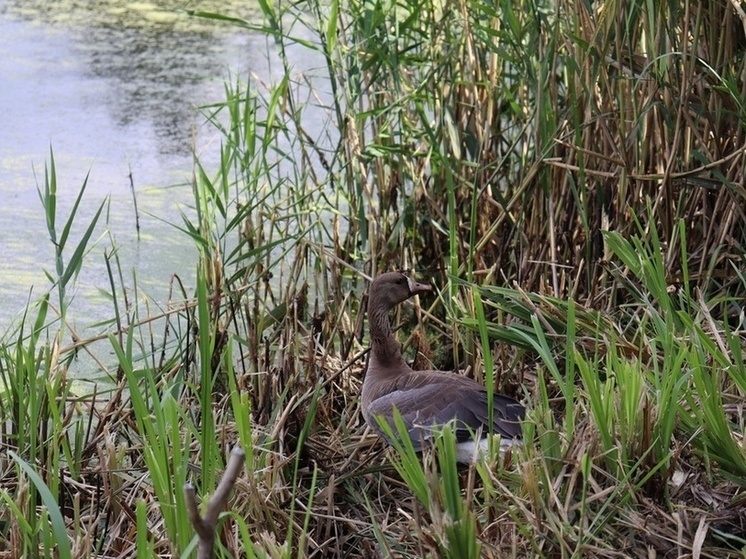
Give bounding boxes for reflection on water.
[80,22,223,156]
[3,0,264,156]
[0,1,268,327]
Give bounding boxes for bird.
[361,271,525,463]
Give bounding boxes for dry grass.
[4,275,741,557]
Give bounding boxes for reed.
[0,0,744,557]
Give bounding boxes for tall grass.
[0,0,744,557]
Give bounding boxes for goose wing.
[366,372,524,452]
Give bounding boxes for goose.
[361,271,525,463]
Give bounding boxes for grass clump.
[1,0,745,557]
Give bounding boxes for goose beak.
[407,276,432,296]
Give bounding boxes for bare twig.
[185,447,246,559]
[127,160,140,239]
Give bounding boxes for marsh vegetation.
[1,0,745,557]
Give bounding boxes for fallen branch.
[185,446,246,559]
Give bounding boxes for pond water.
[0,1,288,330]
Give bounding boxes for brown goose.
[361,272,525,463]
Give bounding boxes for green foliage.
[37,147,106,319]
[110,331,197,552]
[378,413,482,559]
[7,451,72,559]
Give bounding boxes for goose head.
[368,272,432,313]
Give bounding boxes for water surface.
[0,1,271,329]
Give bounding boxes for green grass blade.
[8,451,73,559]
